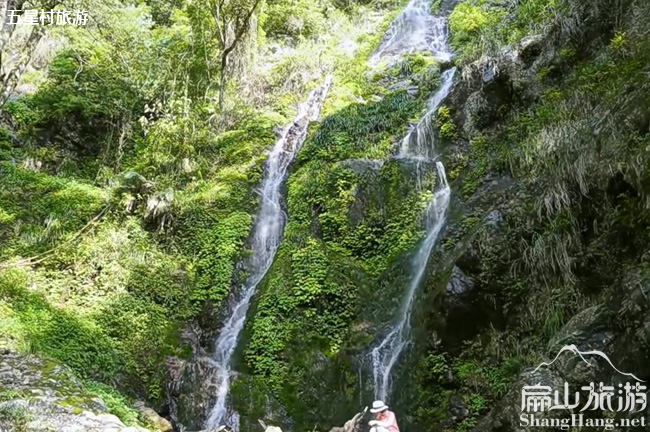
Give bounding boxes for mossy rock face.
[0,350,153,431]
[399,0,650,429]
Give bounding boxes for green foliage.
[0,269,121,381]
[0,163,105,259]
[436,105,457,140]
[83,381,140,426]
[448,1,505,59]
[0,0,450,426]
[186,211,252,311]
[449,2,493,37]
[0,215,192,404]
[262,0,397,40]
[393,52,437,78]
[30,48,142,154]
[448,0,558,60]
[263,0,328,38]
[300,91,419,162]
[0,403,31,432]
[241,22,449,423]
[430,0,442,15]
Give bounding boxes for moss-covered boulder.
[0,350,157,432]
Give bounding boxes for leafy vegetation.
[3,0,650,430]
[0,0,420,425]
[238,19,447,427]
[448,0,559,60]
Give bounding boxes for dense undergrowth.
[3,0,650,430]
[231,0,650,430]
[0,0,403,425]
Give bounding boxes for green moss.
[0,390,29,403]
[83,381,141,426]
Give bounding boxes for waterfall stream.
[370,0,451,63]
[370,2,456,401]
[204,0,456,423]
[204,77,332,430]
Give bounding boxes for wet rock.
[447,35,550,141]
[485,209,503,226]
[134,401,173,432]
[458,91,491,138]
[482,60,498,83]
[166,355,219,430]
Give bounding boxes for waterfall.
[398,68,457,160]
[204,76,332,430]
[369,5,456,401]
[370,0,452,63]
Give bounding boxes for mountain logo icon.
[531,344,645,382]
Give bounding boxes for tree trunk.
[219,53,228,111]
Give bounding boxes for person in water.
[368,400,399,432]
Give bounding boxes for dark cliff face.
[236,0,650,430]
[398,0,650,431]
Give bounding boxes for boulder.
[0,350,150,432]
[448,395,468,421]
[445,266,475,298]
[133,401,173,432]
[545,305,630,386]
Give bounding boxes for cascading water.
[370,162,450,401]
[370,4,457,400]
[204,77,332,430]
[370,0,452,63]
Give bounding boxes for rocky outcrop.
[472,368,566,432]
[134,401,173,432]
[447,35,548,141]
[0,350,152,432]
[445,266,474,298]
[166,355,217,430]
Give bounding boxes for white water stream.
[370,0,456,401]
[204,77,332,429]
[205,0,457,421]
